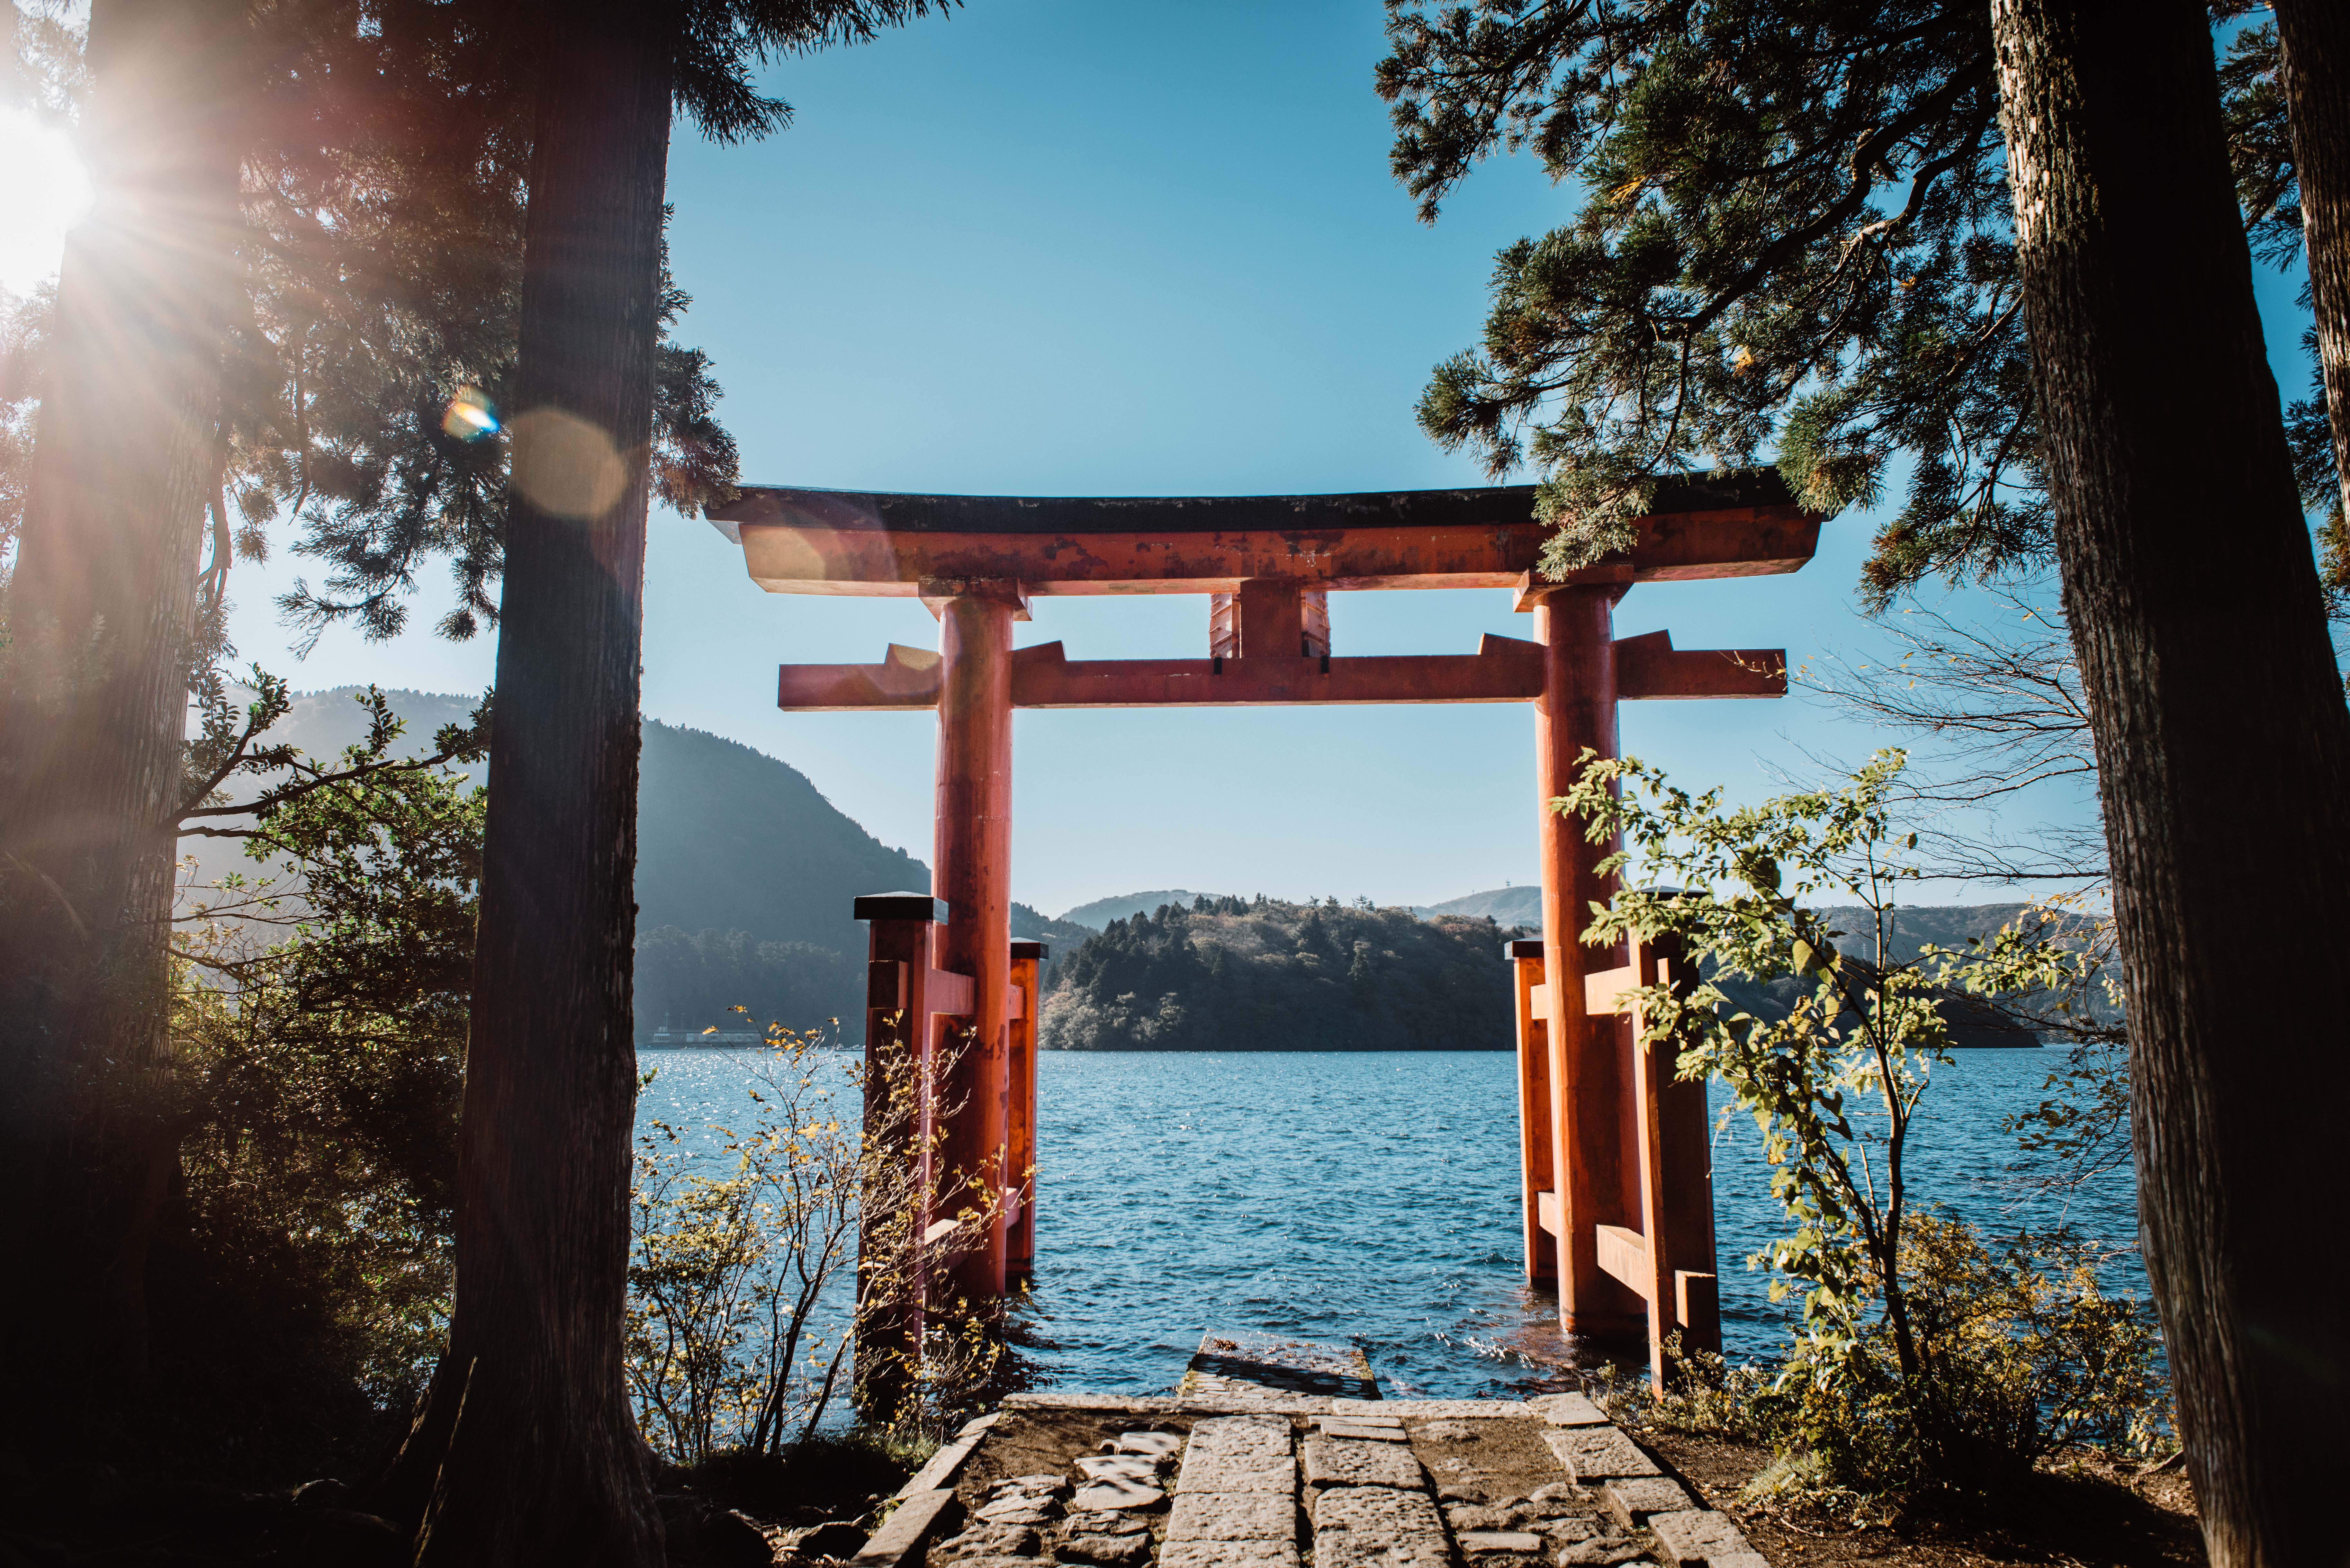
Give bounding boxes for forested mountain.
[179,688,1086,1040]
[1038,895,1521,1051]
[1414,884,1541,925]
[633,927,858,1041]
[1055,889,1215,930]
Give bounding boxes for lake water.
[634,1048,2141,1401]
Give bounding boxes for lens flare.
[0,110,94,295]
[442,387,500,439]
[508,407,628,520]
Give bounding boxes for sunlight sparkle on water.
[0,110,91,297]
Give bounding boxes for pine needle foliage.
[1378,2,2330,605]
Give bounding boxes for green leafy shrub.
[627,1026,865,1463]
[161,688,486,1465]
[1561,750,2169,1510]
[626,1018,1011,1461]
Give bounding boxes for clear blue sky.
[206,0,2317,918]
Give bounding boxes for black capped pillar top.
[854,891,949,924]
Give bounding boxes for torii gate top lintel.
[709,469,1819,602]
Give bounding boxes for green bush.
[158,690,484,1468]
[1562,751,2170,1512]
[626,1018,1012,1460]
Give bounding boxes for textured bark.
[2276,0,2350,524]
[381,5,672,1563]
[0,0,243,1399]
[1990,3,2350,1562]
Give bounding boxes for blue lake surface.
[634,1047,2141,1401]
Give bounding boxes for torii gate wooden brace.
[711,472,1821,1386]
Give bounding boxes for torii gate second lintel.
[711,473,1822,1390]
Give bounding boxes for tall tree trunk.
[2275,0,2350,526]
[1990,3,2350,1562]
[382,5,671,1563]
[0,0,242,1403]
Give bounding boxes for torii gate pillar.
[1532,584,1647,1338]
[933,589,1017,1297]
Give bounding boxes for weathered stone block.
[974,1504,1061,1528]
[1158,1543,1303,1568]
[1062,1512,1151,1537]
[1599,1479,1693,1528]
[938,1524,1041,1559]
[1069,1481,1164,1513]
[904,1432,990,1496]
[1177,1416,1295,1496]
[1076,1456,1165,1485]
[1332,1399,1529,1420]
[1445,1506,1513,1533]
[1540,1427,1659,1482]
[1301,1436,1427,1492]
[1321,1423,1412,1443]
[1057,1533,1153,1566]
[1646,1509,1757,1567]
[1166,1490,1300,1544]
[850,1488,962,1568]
[1174,1456,1295,1495]
[1459,1531,1547,1555]
[1311,1487,1452,1568]
[1115,1432,1184,1458]
[1527,1393,1608,1428]
[1553,1542,1649,1567]
[1186,1416,1295,1459]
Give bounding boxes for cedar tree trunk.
[0,0,242,1400]
[1990,2,2350,1562]
[2275,0,2350,525]
[383,6,672,1563]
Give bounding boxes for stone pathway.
[870,1351,1771,1568]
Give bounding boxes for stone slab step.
[1178,1332,1379,1401]
[1649,1508,1766,1568]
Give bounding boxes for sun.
[0,109,93,298]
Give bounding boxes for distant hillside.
[1399,889,2073,1047]
[182,689,927,955]
[179,688,1078,1038]
[1415,884,1541,925]
[1056,890,1218,931]
[1038,895,1523,1051]
[1810,903,2039,965]
[1012,904,1097,950]
[1416,889,2047,965]
[635,721,930,953]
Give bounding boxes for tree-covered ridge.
[634,926,856,1041]
[1037,896,1521,1052]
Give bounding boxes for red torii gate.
[711,474,1820,1386]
